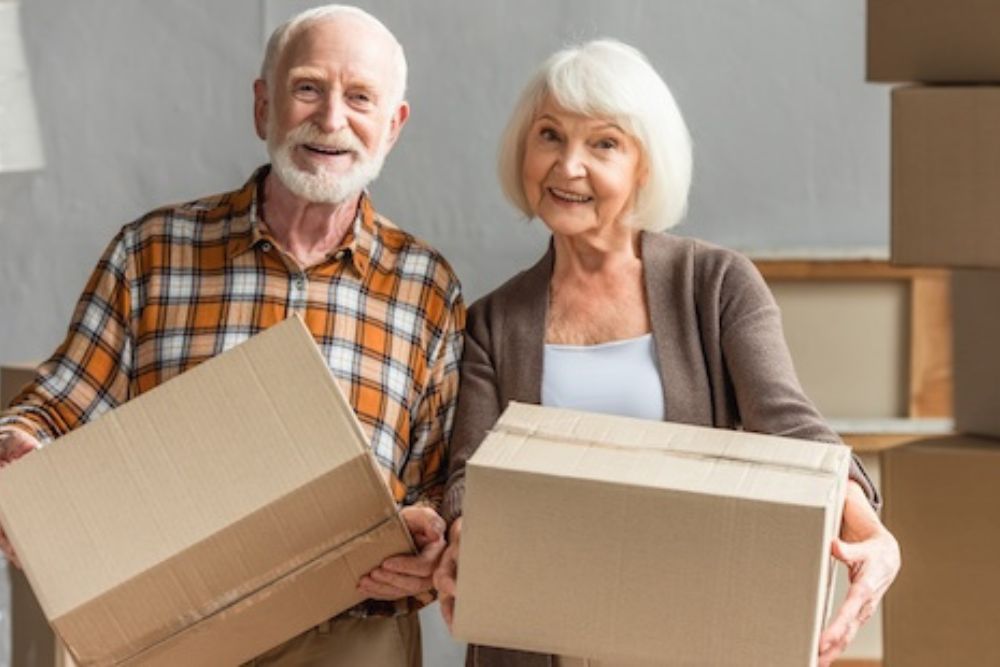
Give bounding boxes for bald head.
[260,5,407,107]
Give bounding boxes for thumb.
[831,537,867,566]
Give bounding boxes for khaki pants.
[555,657,657,667]
[246,614,421,667]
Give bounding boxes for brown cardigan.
[442,231,879,667]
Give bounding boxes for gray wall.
[0,1,889,664]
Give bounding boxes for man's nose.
[313,94,348,133]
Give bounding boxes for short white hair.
[260,5,408,107]
[498,39,692,231]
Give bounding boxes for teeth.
[549,187,591,203]
[305,144,349,156]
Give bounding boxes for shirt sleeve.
[403,279,466,510]
[0,231,133,444]
[716,252,881,510]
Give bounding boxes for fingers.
[818,614,860,666]
[399,506,446,547]
[819,569,879,661]
[433,542,459,597]
[359,530,448,601]
[439,593,455,630]
[360,564,434,598]
[0,430,39,464]
[382,534,446,577]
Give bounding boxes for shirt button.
[334,250,346,261]
[295,275,306,288]
[261,241,272,252]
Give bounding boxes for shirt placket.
[288,269,309,316]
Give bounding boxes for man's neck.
[261,172,360,269]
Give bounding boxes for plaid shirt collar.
[225,165,379,277]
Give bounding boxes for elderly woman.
[434,39,899,667]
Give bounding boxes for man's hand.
[432,517,461,629]
[358,505,447,601]
[818,482,901,666]
[0,429,41,568]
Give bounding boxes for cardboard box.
[892,86,1000,269]
[867,0,1000,83]
[1,363,35,409]
[952,269,1000,437]
[868,0,1000,82]
[453,403,851,666]
[0,317,412,666]
[882,436,1000,666]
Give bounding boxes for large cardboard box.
[453,403,851,666]
[868,0,1000,82]
[952,269,1000,437]
[0,317,412,666]
[892,86,1000,269]
[882,436,1000,666]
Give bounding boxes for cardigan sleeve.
[714,251,881,510]
[441,298,502,524]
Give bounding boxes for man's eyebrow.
[287,66,326,80]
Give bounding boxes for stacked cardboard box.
[870,1,1000,663]
[0,317,412,666]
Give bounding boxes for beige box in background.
[952,269,1000,438]
[454,403,850,667]
[0,317,411,667]
[767,280,909,419]
[2,363,64,667]
[867,0,1000,82]
[882,436,1000,666]
[1,363,35,410]
[892,86,1000,269]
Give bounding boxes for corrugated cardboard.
[453,403,851,666]
[952,269,1000,437]
[882,436,1000,666]
[867,0,1000,82]
[2,363,63,667]
[0,316,412,666]
[891,86,1000,269]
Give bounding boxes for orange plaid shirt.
[0,166,466,509]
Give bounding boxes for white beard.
[267,120,388,205]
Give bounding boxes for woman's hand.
[818,482,901,666]
[433,517,462,629]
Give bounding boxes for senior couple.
[0,5,898,666]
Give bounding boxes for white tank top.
[541,333,665,421]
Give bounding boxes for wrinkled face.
[521,97,644,239]
[255,17,408,204]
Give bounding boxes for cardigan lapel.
[500,243,552,406]
[642,231,714,426]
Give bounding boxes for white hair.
[498,39,693,231]
[260,5,408,107]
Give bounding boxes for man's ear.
[253,79,269,141]
[383,101,410,151]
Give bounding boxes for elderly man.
[0,5,462,666]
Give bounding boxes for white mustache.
[287,124,365,154]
